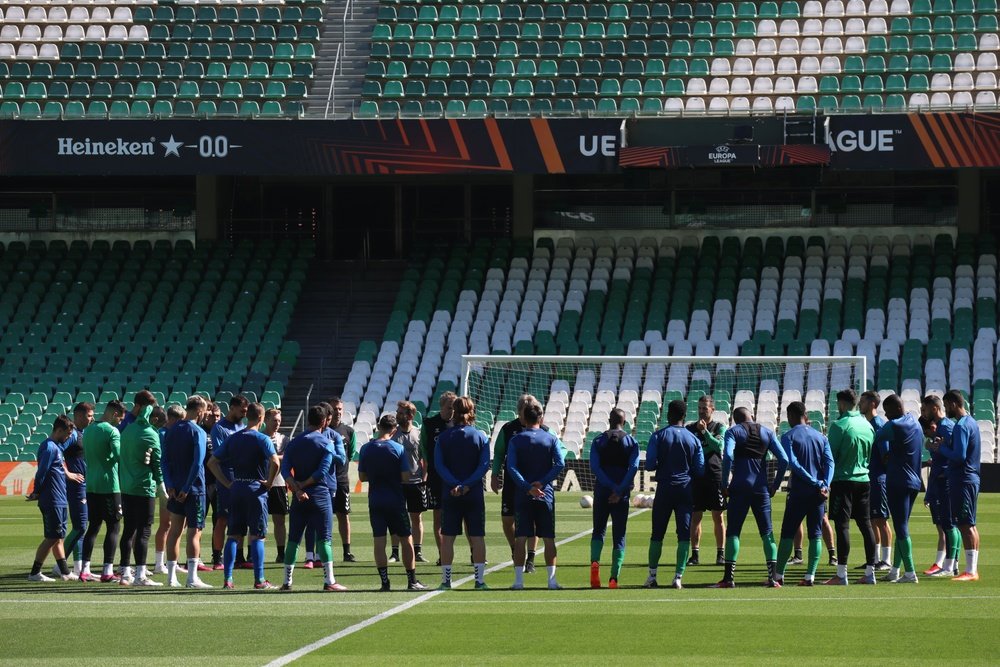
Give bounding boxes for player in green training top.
[686,395,727,566]
[118,404,165,586]
[80,400,126,582]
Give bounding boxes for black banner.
[0,118,622,176]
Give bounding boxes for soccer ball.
[580,495,594,509]
[632,494,645,508]
[642,495,655,509]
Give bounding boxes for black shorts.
[333,487,351,515]
[692,476,726,512]
[86,492,123,526]
[501,476,517,517]
[425,475,441,510]
[403,483,428,513]
[829,480,871,525]
[268,486,288,516]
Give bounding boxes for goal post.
[461,354,867,492]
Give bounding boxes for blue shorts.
[781,491,827,540]
[228,484,269,538]
[288,490,333,544]
[869,476,889,520]
[369,502,411,538]
[514,496,555,539]
[167,493,206,530]
[214,483,231,519]
[950,477,979,527]
[41,505,68,540]
[441,491,486,537]
[650,484,693,541]
[928,477,953,528]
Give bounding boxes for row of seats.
[1,79,305,99]
[0,98,296,119]
[374,16,999,40]
[366,35,999,62]
[0,60,312,82]
[377,0,998,20]
[0,41,316,62]
[356,91,997,117]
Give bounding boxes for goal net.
[461,354,867,493]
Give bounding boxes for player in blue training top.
[434,396,491,590]
[161,395,211,589]
[280,405,344,591]
[59,402,94,576]
[208,402,280,590]
[643,400,704,590]
[713,407,789,588]
[27,416,78,582]
[860,391,893,571]
[775,402,834,586]
[589,408,640,589]
[934,390,982,582]
[920,394,960,577]
[875,393,924,584]
[209,395,248,570]
[359,413,427,592]
[303,402,348,569]
[507,396,566,591]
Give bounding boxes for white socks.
[888,567,899,580]
[837,564,848,579]
[154,552,164,570]
[803,573,815,583]
[474,563,485,585]
[119,566,133,580]
[136,565,148,580]
[166,561,178,584]
[865,565,874,579]
[934,550,946,568]
[73,561,82,575]
[324,562,335,586]
[881,546,891,563]
[546,565,557,587]
[186,558,198,584]
[513,566,524,586]
[966,549,979,574]
[943,558,956,572]
[284,564,295,587]
[81,561,91,575]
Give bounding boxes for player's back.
[163,420,207,494]
[37,438,67,508]
[727,421,776,493]
[283,431,336,494]
[219,429,273,481]
[784,425,830,495]
[82,421,120,493]
[928,417,954,481]
[648,426,701,487]
[950,414,982,480]
[591,428,637,487]
[438,425,489,481]
[508,427,560,487]
[211,418,244,448]
[883,414,923,491]
[359,439,406,507]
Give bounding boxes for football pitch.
[0,493,996,666]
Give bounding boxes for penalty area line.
[263,508,649,667]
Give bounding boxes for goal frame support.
[460,355,868,397]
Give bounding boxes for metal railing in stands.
[323,42,342,119]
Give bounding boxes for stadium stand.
[359,0,1000,116]
[339,233,1000,464]
[0,0,325,119]
[0,239,308,462]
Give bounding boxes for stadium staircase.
[307,0,382,116]
[338,232,1000,466]
[282,259,405,427]
[0,239,307,462]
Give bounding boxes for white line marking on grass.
[263,509,649,667]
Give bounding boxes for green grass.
[0,494,997,665]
